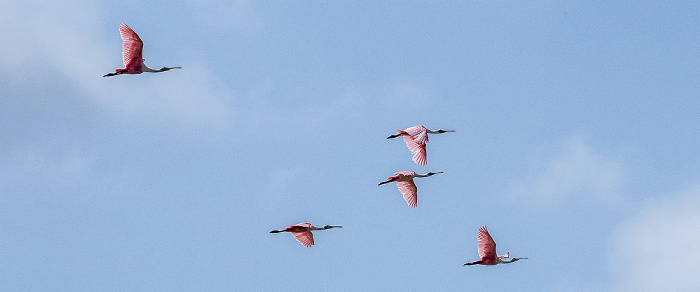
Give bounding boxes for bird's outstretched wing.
[393,170,415,177]
[287,223,314,247]
[404,126,429,144]
[292,222,313,229]
[396,180,418,208]
[477,226,497,261]
[402,135,427,166]
[119,23,144,69]
[291,230,315,247]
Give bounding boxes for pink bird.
[387,126,455,166]
[464,226,528,266]
[378,170,443,208]
[104,23,181,77]
[270,222,342,247]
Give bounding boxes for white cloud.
[610,183,700,291]
[510,137,624,205]
[0,0,235,126]
[88,66,235,126]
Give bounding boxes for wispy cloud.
[0,0,235,127]
[610,182,700,291]
[509,137,624,206]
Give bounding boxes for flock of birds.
[105,23,527,266]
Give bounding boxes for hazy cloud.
[0,0,235,126]
[610,182,700,291]
[511,137,624,205]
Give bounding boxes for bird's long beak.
[387,134,399,139]
[160,66,183,71]
[378,181,391,186]
[269,230,281,233]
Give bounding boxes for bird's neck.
[499,258,523,264]
[141,64,159,72]
[497,258,512,264]
[414,172,441,178]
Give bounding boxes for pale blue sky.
[2,1,700,291]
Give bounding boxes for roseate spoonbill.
[464,226,528,266]
[378,171,443,208]
[270,222,342,247]
[387,126,455,166]
[104,23,181,77]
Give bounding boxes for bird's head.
[387,130,405,139]
[426,172,444,176]
[379,176,398,185]
[159,67,177,72]
[436,129,455,133]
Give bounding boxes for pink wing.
[404,126,429,145]
[477,226,497,261]
[402,135,427,166]
[290,223,314,247]
[291,230,315,247]
[396,180,418,208]
[394,170,416,177]
[292,222,313,228]
[119,23,144,69]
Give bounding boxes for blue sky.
[2,1,700,291]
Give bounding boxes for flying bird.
[270,222,342,247]
[387,126,455,166]
[104,23,181,77]
[464,226,528,266]
[378,170,443,208]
